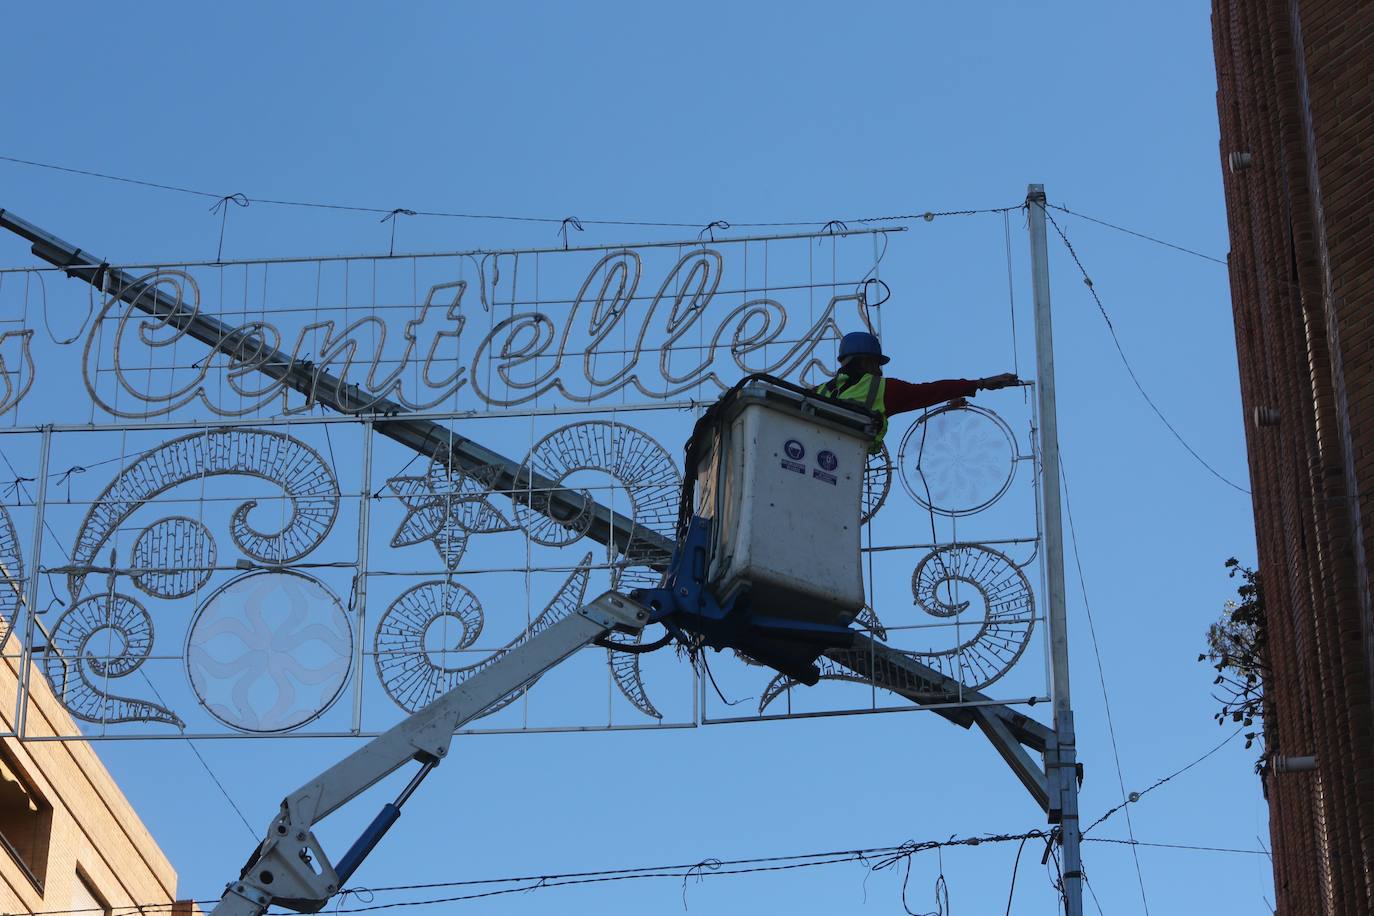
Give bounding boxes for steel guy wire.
[1060,455,1151,913]
[1048,203,1227,266]
[1085,837,1268,856]
[1082,725,1246,836]
[1037,203,1251,495]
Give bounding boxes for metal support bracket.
[826,636,1052,812]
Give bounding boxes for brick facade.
[0,647,189,916]
[1212,1,1374,911]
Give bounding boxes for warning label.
[812,469,837,485]
[781,459,805,474]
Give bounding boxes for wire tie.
[379,208,417,256]
[699,220,730,241]
[209,194,249,263]
[681,859,721,910]
[558,216,584,250]
[208,193,249,215]
[820,219,848,235]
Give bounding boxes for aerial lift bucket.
[635,374,878,683]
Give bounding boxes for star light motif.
[385,459,517,570]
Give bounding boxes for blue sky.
[0,2,1271,913]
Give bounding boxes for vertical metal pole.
[17,425,52,740]
[1026,184,1083,916]
[350,420,375,734]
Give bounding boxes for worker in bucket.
[816,331,1019,451]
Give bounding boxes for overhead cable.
[9,831,1053,916]
[8,823,1273,916]
[1048,204,1228,266]
[1083,726,1246,835]
[1038,204,1251,495]
[0,152,1013,230]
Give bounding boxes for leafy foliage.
[1199,558,1269,769]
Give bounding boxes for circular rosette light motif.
[185,570,353,733]
[907,544,1034,690]
[131,516,217,599]
[897,404,1017,517]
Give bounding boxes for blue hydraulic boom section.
[632,516,856,685]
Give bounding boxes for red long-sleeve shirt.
[883,377,980,415]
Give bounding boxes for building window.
[0,747,51,891]
[72,870,112,916]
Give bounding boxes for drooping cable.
[0,151,1016,230]
[1048,204,1227,266]
[1037,204,1250,495]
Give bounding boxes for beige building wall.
[0,646,187,916]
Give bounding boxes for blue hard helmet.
[838,331,890,366]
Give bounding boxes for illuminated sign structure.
[0,227,1047,740]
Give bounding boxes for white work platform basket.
[690,375,878,629]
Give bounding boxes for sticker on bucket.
[817,450,838,472]
[783,439,805,460]
[812,469,837,485]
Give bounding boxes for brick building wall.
[0,645,190,916]
[1212,1,1374,912]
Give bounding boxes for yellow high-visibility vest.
[816,372,887,452]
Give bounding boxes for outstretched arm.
[885,373,1019,416]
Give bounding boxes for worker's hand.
[978,372,1020,391]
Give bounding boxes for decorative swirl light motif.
[513,421,681,559]
[511,420,682,719]
[130,516,217,600]
[863,443,892,524]
[185,570,353,733]
[0,504,22,630]
[754,541,1035,712]
[0,329,34,417]
[43,592,182,726]
[906,544,1034,690]
[758,655,875,714]
[374,554,593,718]
[897,404,1017,517]
[67,429,339,600]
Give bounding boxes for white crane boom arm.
[210,591,649,916]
